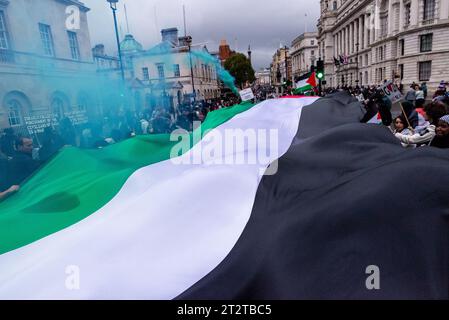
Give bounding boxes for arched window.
[3,91,31,127]
[50,92,70,120]
[7,99,22,126]
[77,93,90,112]
[51,97,64,119]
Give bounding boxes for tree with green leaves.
[224,53,256,89]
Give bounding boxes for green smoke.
[189,49,239,95]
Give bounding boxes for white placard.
[381,81,403,104]
[239,88,255,102]
[24,114,59,135]
[64,110,88,126]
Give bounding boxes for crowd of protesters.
[2,83,449,201]
[0,96,242,200]
[323,80,449,149]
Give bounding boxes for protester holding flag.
[395,101,448,146]
[393,116,414,148]
[393,116,412,135]
[8,137,41,186]
[0,185,19,201]
[0,149,19,200]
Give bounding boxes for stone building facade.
[317,0,449,91]
[270,47,292,94]
[0,0,100,135]
[290,32,319,79]
[127,28,221,111]
[255,68,271,86]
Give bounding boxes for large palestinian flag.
[1,93,449,300]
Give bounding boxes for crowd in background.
[326,80,449,150]
[1,82,449,201]
[0,96,241,200]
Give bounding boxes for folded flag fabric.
[2,93,449,300]
[0,96,317,299]
[179,93,449,300]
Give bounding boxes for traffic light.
[316,59,324,80]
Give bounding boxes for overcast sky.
[83,0,320,70]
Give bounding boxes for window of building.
[333,1,337,11]
[423,0,435,23]
[380,16,388,37]
[311,40,315,46]
[311,50,315,56]
[419,61,432,81]
[173,64,180,77]
[39,23,55,56]
[156,63,165,79]
[367,26,371,46]
[0,10,9,49]
[420,33,433,52]
[77,95,88,112]
[404,3,411,27]
[394,4,400,31]
[399,39,405,56]
[142,67,149,80]
[399,64,404,79]
[67,31,80,60]
[7,100,22,126]
[51,98,65,119]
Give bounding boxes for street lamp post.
[355,42,360,86]
[186,36,196,104]
[284,45,288,94]
[107,0,125,82]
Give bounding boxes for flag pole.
[399,102,413,131]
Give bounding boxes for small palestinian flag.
[293,72,317,95]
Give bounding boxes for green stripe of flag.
[0,102,254,255]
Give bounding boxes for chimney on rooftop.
[161,28,179,46]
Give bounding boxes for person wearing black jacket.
[360,88,392,126]
[0,128,16,157]
[0,151,9,192]
[9,137,41,185]
[38,127,64,162]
